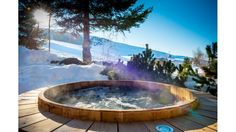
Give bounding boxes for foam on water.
[53,86,183,110]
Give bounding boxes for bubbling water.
[53,86,183,110]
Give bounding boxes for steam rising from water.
[53,86,183,110]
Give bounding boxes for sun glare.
[33,9,49,27]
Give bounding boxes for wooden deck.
[19,88,217,132]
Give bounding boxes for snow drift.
[19,46,107,94]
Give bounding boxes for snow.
[192,66,205,76]
[43,38,186,63]
[43,40,119,62]
[50,40,83,51]
[184,76,196,89]
[19,46,62,66]
[19,39,201,94]
[19,46,107,94]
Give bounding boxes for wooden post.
[48,13,52,52]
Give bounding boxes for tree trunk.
[82,1,92,64]
[48,13,52,52]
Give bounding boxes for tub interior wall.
[44,81,196,106]
[45,81,167,99]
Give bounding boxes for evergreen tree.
[19,0,45,49]
[154,60,176,83]
[127,44,177,82]
[101,44,190,87]
[127,44,156,80]
[164,60,176,82]
[154,61,165,81]
[193,42,217,96]
[175,57,195,87]
[53,0,152,64]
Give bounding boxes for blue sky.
[92,0,217,57]
[34,0,217,57]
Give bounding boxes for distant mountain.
[43,29,188,63]
[43,29,83,44]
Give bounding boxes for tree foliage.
[193,42,217,96]
[101,44,194,87]
[175,58,196,87]
[127,44,156,80]
[19,0,46,49]
[154,60,176,83]
[52,0,153,63]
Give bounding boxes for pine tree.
[154,61,165,81]
[52,0,152,64]
[153,60,176,83]
[193,42,217,96]
[164,60,176,82]
[175,57,195,87]
[101,44,191,87]
[19,0,45,49]
[127,44,156,80]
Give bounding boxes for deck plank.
[184,115,217,130]
[198,97,217,107]
[195,110,217,119]
[19,104,37,110]
[53,119,93,132]
[19,96,38,100]
[119,122,149,132]
[19,93,40,97]
[19,112,54,128]
[19,99,38,105]
[21,114,71,132]
[19,107,40,117]
[144,120,183,132]
[25,90,42,94]
[18,88,217,132]
[198,104,217,112]
[88,122,117,132]
[165,117,216,132]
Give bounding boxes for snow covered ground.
[19,46,107,94]
[19,39,202,94]
[42,40,127,62]
[43,39,186,63]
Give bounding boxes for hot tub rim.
[38,80,198,122]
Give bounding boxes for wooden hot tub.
[38,80,198,122]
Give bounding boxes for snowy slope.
[19,46,107,94]
[43,39,187,63]
[44,30,187,62]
